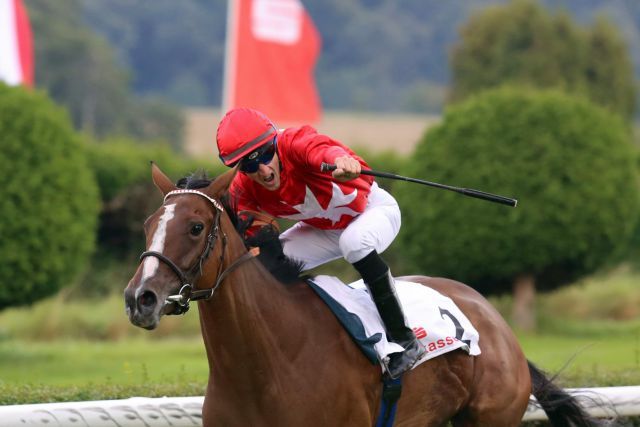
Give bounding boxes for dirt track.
[185,108,440,159]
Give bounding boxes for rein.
[139,189,256,315]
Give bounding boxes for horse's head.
[124,163,237,329]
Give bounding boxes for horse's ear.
[151,162,177,196]
[205,166,238,197]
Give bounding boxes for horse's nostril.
[125,290,136,313]
[138,290,157,309]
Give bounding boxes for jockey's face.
[244,151,281,191]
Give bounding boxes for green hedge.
[86,138,217,203]
[87,139,221,254]
[450,0,637,120]
[396,87,639,294]
[0,84,99,309]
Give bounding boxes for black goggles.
[237,138,277,173]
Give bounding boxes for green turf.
[520,333,640,386]
[0,330,638,404]
[0,338,208,387]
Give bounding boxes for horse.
[124,164,601,427]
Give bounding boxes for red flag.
[223,0,321,124]
[0,0,33,87]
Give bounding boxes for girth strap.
[375,376,403,427]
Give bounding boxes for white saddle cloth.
[311,275,481,373]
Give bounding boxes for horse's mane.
[177,171,304,284]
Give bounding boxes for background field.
[184,108,439,158]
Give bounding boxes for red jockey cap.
[216,108,277,166]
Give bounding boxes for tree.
[25,0,130,136]
[395,87,639,330]
[450,0,637,120]
[79,1,640,114]
[24,0,184,145]
[83,0,227,108]
[0,84,100,309]
[584,17,637,120]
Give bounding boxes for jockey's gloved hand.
[237,212,255,241]
[244,224,302,284]
[245,225,284,258]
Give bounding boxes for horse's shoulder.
[284,277,335,307]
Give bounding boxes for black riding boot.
[353,251,426,379]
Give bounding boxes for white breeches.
[280,182,401,270]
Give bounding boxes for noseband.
[139,189,255,315]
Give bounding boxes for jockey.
[216,107,425,378]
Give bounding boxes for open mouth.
[263,173,275,183]
[129,312,159,330]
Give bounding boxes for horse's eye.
[190,223,205,236]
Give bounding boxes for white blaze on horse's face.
[141,203,176,285]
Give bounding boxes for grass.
[0,292,202,341]
[0,338,208,404]
[0,382,207,405]
[0,339,207,386]
[0,293,209,403]
[0,332,637,404]
[520,333,640,386]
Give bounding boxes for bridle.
[139,189,256,315]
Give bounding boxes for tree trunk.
[512,274,536,332]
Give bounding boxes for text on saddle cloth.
[307,276,481,373]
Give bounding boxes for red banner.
[224,0,321,124]
[0,0,33,87]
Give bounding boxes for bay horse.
[124,164,600,427]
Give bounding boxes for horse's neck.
[197,244,308,384]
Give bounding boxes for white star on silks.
[281,184,360,225]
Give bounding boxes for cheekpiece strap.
[165,189,224,212]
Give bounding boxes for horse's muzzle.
[124,286,161,330]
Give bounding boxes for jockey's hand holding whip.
[332,155,362,182]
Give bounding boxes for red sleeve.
[229,174,259,212]
[283,125,368,171]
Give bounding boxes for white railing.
[0,397,204,427]
[0,386,638,426]
[524,386,640,421]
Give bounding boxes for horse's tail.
[528,360,604,427]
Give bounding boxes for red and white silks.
[223,0,321,124]
[0,0,33,87]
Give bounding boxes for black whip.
[320,163,517,207]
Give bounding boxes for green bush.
[87,138,215,203]
[87,140,219,255]
[0,293,202,341]
[395,87,640,294]
[0,84,99,309]
[450,0,637,120]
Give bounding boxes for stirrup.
[386,338,426,379]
